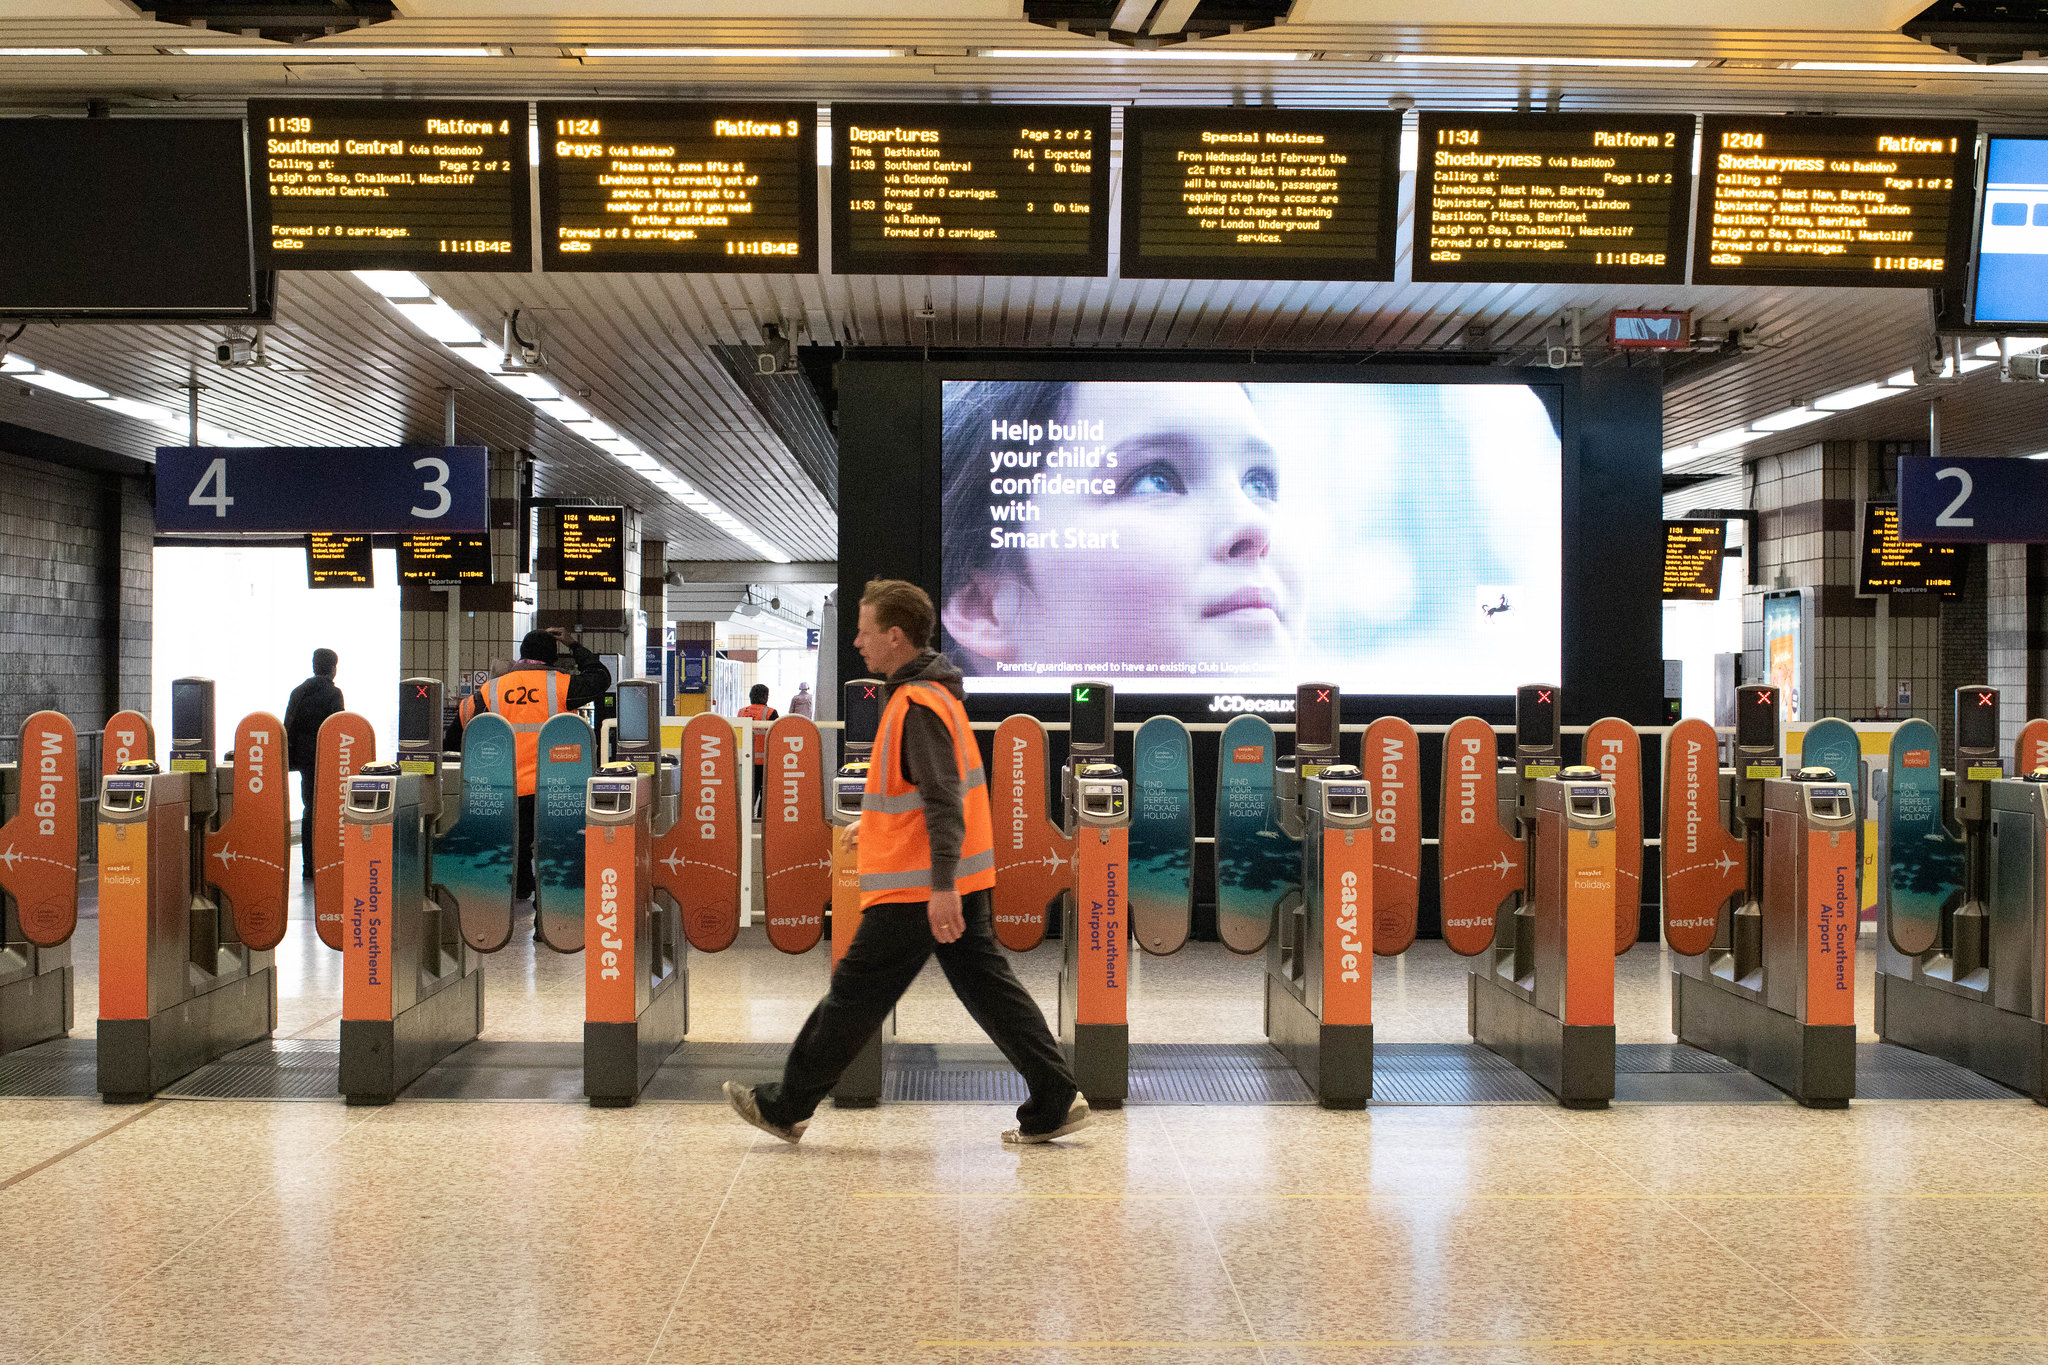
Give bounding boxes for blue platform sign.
[1898,456,2048,543]
[154,445,488,533]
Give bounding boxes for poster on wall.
[936,379,1563,698]
[1762,588,1813,723]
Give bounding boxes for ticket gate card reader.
[98,679,282,1103]
[338,749,482,1105]
[585,763,686,1106]
[1266,752,1374,1108]
[0,711,80,1056]
[1877,687,2048,1101]
[830,677,890,1107]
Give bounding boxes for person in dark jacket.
[283,648,345,881]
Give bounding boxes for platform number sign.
[155,445,488,533]
[1898,456,2048,543]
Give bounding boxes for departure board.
[306,533,374,589]
[1121,108,1400,281]
[556,507,625,589]
[248,99,531,272]
[1661,520,1727,601]
[1859,503,1964,596]
[399,533,492,585]
[1692,115,1975,288]
[1415,112,1695,284]
[831,104,1111,276]
[537,102,817,273]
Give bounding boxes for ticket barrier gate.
[1454,686,1619,1109]
[584,760,687,1106]
[0,712,81,1056]
[97,679,289,1102]
[1876,688,2048,1103]
[1665,687,1858,1105]
[1057,681,1131,1109]
[337,679,484,1106]
[1261,683,1374,1106]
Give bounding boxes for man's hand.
[928,888,965,944]
[840,816,860,854]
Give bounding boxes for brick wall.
[400,451,529,706]
[0,446,150,744]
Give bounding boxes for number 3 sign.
[155,446,488,533]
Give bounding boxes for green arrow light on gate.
[1074,687,1090,703]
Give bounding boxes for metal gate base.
[0,1037,97,1098]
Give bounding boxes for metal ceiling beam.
[670,560,837,583]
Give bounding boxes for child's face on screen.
[993,383,1303,669]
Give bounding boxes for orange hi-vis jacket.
[858,680,996,909]
[737,703,776,762]
[458,667,568,796]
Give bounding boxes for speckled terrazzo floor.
[5,863,2045,1363]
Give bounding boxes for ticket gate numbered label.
[95,779,152,1020]
[585,810,646,1024]
[658,712,740,952]
[437,713,519,951]
[761,716,828,954]
[1074,825,1128,1026]
[989,715,1069,952]
[312,712,377,950]
[342,817,394,1021]
[1661,717,1746,957]
[101,710,153,775]
[1214,715,1292,954]
[1807,826,1857,1027]
[829,823,861,969]
[1437,716,1523,956]
[1584,718,1642,953]
[1128,716,1192,956]
[1562,825,1617,1027]
[205,712,290,950]
[2019,719,2048,777]
[1322,827,1372,1027]
[0,711,80,947]
[1886,718,1961,957]
[535,714,594,952]
[1363,717,1420,955]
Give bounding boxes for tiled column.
[400,449,528,711]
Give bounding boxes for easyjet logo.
[1903,750,1931,769]
[1336,869,1362,982]
[597,866,623,979]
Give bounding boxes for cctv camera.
[214,336,260,368]
[769,596,781,610]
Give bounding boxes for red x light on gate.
[1536,689,1552,706]
[1977,692,1996,706]
[1314,689,1331,704]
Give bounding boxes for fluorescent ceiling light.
[2028,450,2048,460]
[596,437,645,456]
[576,419,621,442]
[1791,60,2041,75]
[0,47,93,55]
[2005,336,2048,354]
[91,396,179,427]
[179,46,499,57]
[452,342,509,373]
[355,270,431,301]
[534,396,591,424]
[19,371,108,400]
[492,371,560,401]
[393,300,485,346]
[197,421,263,447]
[1391,53,1697,68]
[987,47,1302,60]
[0,355,34,373]
[621,454,662,472]
[1813,383,1892,412]
[581,47,894,58]
[1884,369,1918,389]
[1750,406,1828,433]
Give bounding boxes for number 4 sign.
[155,446,487,533]
[1898,456,2048,543]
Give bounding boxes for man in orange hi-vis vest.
[726,580,1086,1147]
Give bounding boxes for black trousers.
[516,793,536,900]
[757,889,1078,1133]
[752,762,767,818]
[297,770,317,879]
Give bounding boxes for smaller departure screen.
[831,103,1111,277]
[617,685,655,744]
[537,101,817,273]
[307,532,375,588]
[1661,520,1727,601]
[1070,683,1111,751]
[1737,686,1779,752]
[1692,115,1975,287]
[556,507,625,589]
[248,98,531,272]
[1516,685,1559,752]
[1858,503,1963,597]
[1120,107,1400,281]
[398,533,491,585]
[1415,112,1694,284]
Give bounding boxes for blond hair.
[862,578,936,649]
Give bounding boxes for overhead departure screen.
[557,506,625,589]
[1121,108,1400,281]
[537,102,817,273]
[1859,503,1963,596]
[399,533,492,585]
[306,533,374,588]
[248,98,531,272]
[831,103,1111,276]
[1692,115,1975,288]
[1414,112,1694,284]
[1661,520,1726,601]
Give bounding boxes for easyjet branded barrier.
[1436,717,1523,957]
[1585,718,1643,954]
[1363,717,1421,955]
[1661,717,1745,957]
[0,711,81,1056]
[97,680,288,1103]
[657,712,741,952]
[990,715,1069,952]
[583,760,686,1105]
[1057,682,1132,1108]
[760,714,829,954]
[1876,689,2048,1102]
[312,711,376,951]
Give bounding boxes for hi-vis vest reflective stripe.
[738,704,774,762]
[858,681,996,908]
[464,668,564,795]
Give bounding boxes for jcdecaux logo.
[1208,695,1296,715]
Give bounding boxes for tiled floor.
[4,869,2046,1364]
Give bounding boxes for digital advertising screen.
[1691,115,1975,288]
[248,98,531,272]
[1414,112,1694,285]
[1661,519,1726,601]
[1972,137,2048,326]
[537,101,816,273]
[937,379,1562,698]
[831,103,1111,276]
[1119,107,1400,282]
[1858,503,1964,596]
[1762,588,1811,723]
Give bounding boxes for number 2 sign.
[155,446,487,533]
[1898,456,2048,543]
